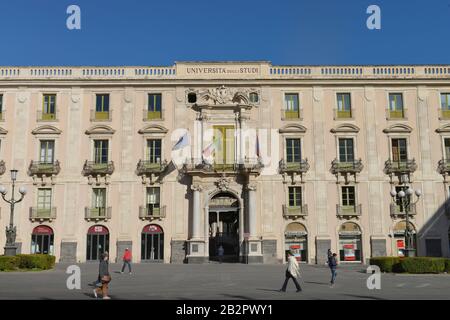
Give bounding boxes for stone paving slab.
[0,263,448,300]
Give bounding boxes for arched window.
[285,223,308,263]
[141,224,164,262]
[86,225,110,261]
[31,225,54,255]
[338,222,362,262]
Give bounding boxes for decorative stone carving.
[215,175,231,191]
[187,86,259,106]
[191,184,203,192]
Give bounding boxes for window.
[0,94,3,118]
[341,186,355,207]
[212,126,235,166]
[92,188,106,209]
[286,138,301,163]
[37,189,52,210]
[40,140,55,164]
[42,94,56,120]
[391,138,408,163]
[288,186,302,207]
[336,93,351,118]
[445,138,450,160]
[389,93,404,118]
[148,94,162,119]
[147,139,161,163]
[146,187,161,213]
[284,93,300,119]
[95,94,110,120]
[338,138,354,163]
[441,93,450,119]
[249,92,259,104]
[187,93,197,104]
[94,140,109,164]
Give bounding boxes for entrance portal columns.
[246,182,263,263]
[187,183,208,263]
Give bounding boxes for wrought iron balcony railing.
[85,207,112,221]
[181,158,264,175]
[139,205,166,220]
[279,159,310,174]
[336,204,362,218]
[82,161,115,176]
[28,160,61,176]
[29,207,57,222]
[282,204,308,219]
[384,159,417,174]
[390,203,417,218]
[137,160,168,175]
[331,159,363,174]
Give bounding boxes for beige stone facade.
[0,62,450,264]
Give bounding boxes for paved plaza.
[0,263,449,300]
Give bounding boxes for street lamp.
[390,186,421,257]
[1,169,27,256]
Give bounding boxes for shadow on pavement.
[256,288,282,293]
[342,294,387,300]
[221,294,255,300]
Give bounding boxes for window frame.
[39,140,55,164]
[288,186,302,208]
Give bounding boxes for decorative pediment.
[0,127,8,135]
[85,125,115,135]
[279,124,307,134]
[32,125,62,135]
[331,124,360,134]
[188,86,259,106]
[436,124,450,134]
[138,125,169,135]
[383,124,413,134]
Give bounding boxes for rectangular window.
[391,138,408,163]
[212,126,235,166]
[37,189,52,210]
[341,186,355,206]
[0,94,3,115]
[441,93,450,110]
[96,94,110,112]
[284,93,300,119]
[286,138,301,163]
[146,139,162,163]
[288,186,302,207]
[389,93,404,118]
[39,140,55,164]
[42,94,56,120]
[147,94,162,120]
[146,187,161,209]
[445,138,450,160]
[94,140,109,164]
[338,138,354,163]
[92,188,106,208]
[337,93,352,118]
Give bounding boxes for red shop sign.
[88,225,109,235]
[142,225,163,234]
[32,225,54,235]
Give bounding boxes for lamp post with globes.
[1,169,27,256]
[390,185,421,257]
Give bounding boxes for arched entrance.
[338,222,363,262]
[393,220,416,257]
[86,225,110,261]
[209,192,240,262]
[31,225,54,255]
[284,222,308,263]
[141,224,164,262]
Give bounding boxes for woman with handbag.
[279,251,302,292]
[93,253,111,299]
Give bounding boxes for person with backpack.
[328,252,338,287]
[121,248,132,274]
[279,251,302,292]
[93,252,111,299]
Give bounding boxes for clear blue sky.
[0,0,448,66]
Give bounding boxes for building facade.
[0,62,450,264]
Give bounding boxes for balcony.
[181,158,264,176]
[331,159,363,175]
[279,159,310,174]
[282,205,308,219]
[336,204,362,219]
[438,159,450,175]
[281,109,301,120]
[28,161,61,176]
[85,207,112,221]
[37,110,58,122]
[384,159,417,175]
[439,109,450,120]
[90,110,112,121]
[82,161,115,176]
[143,109,162,121]
[29,207,57,222]
[137,160,168,175]
[387,108,407,120]
[390,203,416,218]
[139,205,166,220]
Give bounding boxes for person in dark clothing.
[328,252,338,287]
[279,251,302,292]
[93,253,111,299]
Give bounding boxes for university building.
[0,61,450,264]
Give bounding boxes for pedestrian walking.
[121,248,132,274]
[217,245,224,264]
[328,252,338,287]
[93,252,112,300]
[279,251,302,292]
